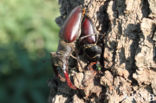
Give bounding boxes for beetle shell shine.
[81,16,96,44]
[62,6,83,43]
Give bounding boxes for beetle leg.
[79,34,96,41]
[87,62,96,70]
[64,70,77,89]
[70,54,77,60]
[77,56,83,67]
[70,51,83,71]
[87,61,102,73]
[79,33,105,42]
[61,58,77,89]
[87,62,97,75]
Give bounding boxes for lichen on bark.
[49,0,156,103]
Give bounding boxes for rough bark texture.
[49,0,156,103]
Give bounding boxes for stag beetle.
[51,5,102,89]
[51,6,84,89]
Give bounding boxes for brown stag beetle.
[51,5,102,89]
[79,16,102,62]
[51,6,85,89]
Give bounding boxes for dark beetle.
[80,16,102,62]
[51,6,84,89]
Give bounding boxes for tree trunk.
[49,0,156,103]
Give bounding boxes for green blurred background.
[0,0,59,103]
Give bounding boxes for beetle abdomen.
[62,6,83,43]
[81,16,96,44]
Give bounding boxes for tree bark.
[49,0,156,103]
